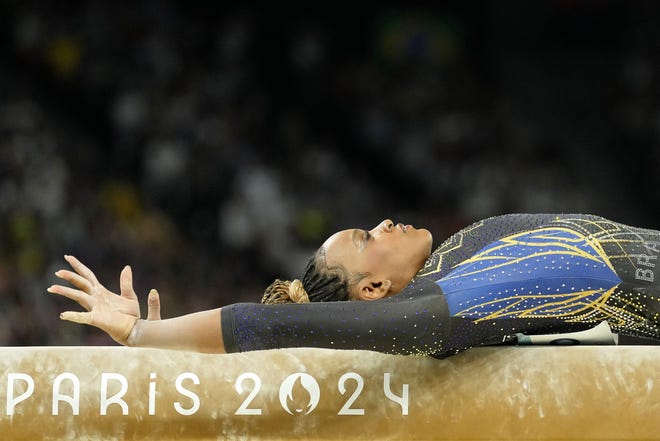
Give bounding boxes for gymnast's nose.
[377,219,394,233]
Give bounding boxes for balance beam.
[1,346,659,440]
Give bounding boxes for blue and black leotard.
[221,214,660,357]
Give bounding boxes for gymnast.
[48,213,660,358]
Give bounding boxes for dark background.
[1,1,659,345]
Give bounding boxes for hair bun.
[288,279,310,303]
[262,279,310,304]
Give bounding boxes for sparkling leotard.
[221,214,660,357]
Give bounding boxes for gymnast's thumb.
[60,311,92,325]
[146,289,161,321]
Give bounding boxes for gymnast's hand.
[47,255,162,345]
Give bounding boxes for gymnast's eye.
[364,230,371,242]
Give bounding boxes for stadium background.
[1,1,659,345]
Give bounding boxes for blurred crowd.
[1,1,660,345]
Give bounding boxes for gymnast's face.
[322,219,433,301]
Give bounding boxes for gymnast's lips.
[397,223,413,232]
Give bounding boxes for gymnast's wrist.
[125,318,143,347]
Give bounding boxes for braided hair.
[262,247,368,304]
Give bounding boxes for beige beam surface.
[1,345,659,440]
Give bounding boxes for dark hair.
[261,247,368,304]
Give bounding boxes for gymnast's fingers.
[54,269,93,293]
[146,289,161,321]
[64,255,99,285]
[60,311,93,325]
[47,285,93,310]
[120,266,138,300]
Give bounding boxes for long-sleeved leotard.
[221,214,660,357]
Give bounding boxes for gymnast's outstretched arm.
[47,255,225,353]
[48,255,456,357]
